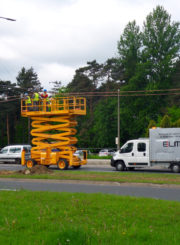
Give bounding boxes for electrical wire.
[0,87,180,103]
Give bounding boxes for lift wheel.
[26,159,36,169]
[57,159,68,170]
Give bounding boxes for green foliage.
[16,67,42,93]
[92,98,117,148]
[0,80,22,146]
[168,107,180,122]
[142,5,180,89]
[117,20,142,82]
[15,117,29,144]
[145,120,156,137]
[50,81,62,93]
[160,115,171,128]
[114,5,180,144]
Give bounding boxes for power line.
[64,88,180,94]
[0,87,180,103]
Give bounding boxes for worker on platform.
[41,89,50,111]
[32,91,40,111]
[41,89,49,99]
[24,93,32,111]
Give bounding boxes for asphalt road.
[0,163,180,201]
[0,163,174,174]
[0,178,180,201]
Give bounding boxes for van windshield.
[0,148,8,154]
[120,143,133,153]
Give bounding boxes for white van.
[0,145,31,164]
[111,128,180,173]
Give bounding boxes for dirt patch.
[0,170,15,175]
[20,165,53,175]
[0,165,53,176]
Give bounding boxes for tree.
[142,5,180,89]
[68,70,95,93]
[160,115,171,128]
[0,80,21,146]
[98,58,123,96]
[50,81,62,94]
[16,67,42,92]
[92,98,117,148]
[83,60,103,88]
[145,120,156,137]
[117,20,142,83]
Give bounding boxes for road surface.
[0,178,180,201]
[0,163,174,174]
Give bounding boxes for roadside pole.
[117,89,120,150]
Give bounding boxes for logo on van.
[163,141,180,147]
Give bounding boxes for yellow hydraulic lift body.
[21,97,87,169]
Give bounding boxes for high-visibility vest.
[33,93,39,101]
[25,96,31,104]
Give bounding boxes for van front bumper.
[110,158,116,167]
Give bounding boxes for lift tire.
[57,159,68,170]
[171,164,180,173]
[116,161,125,171]
[26,159,36,169]
[73,165,81,169]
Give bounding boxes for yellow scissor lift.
[21,96,87,170]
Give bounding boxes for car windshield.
[0,148,8,153]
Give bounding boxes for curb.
[87,159,110,166]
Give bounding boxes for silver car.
[0,145,31,164]
[98,149,115,157]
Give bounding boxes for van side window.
[137,143,146,152]
[9,147,21,153]
[121,143,133,153]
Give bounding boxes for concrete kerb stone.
[87,159,110,166]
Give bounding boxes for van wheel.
[57,159,68,170]
[116,161,125,171]
[171,164,180,173]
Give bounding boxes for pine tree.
[16,67,42,92]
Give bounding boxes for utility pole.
[6,114,10,145]
[117,89,120,150]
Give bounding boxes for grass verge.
[0,191,180,245]
[1,170,180,185]
[87,155,111,159]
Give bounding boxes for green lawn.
[0,191,180,245]
[87,155,111,159]
[1,170,180,185]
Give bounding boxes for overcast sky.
[0,0,179,90]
